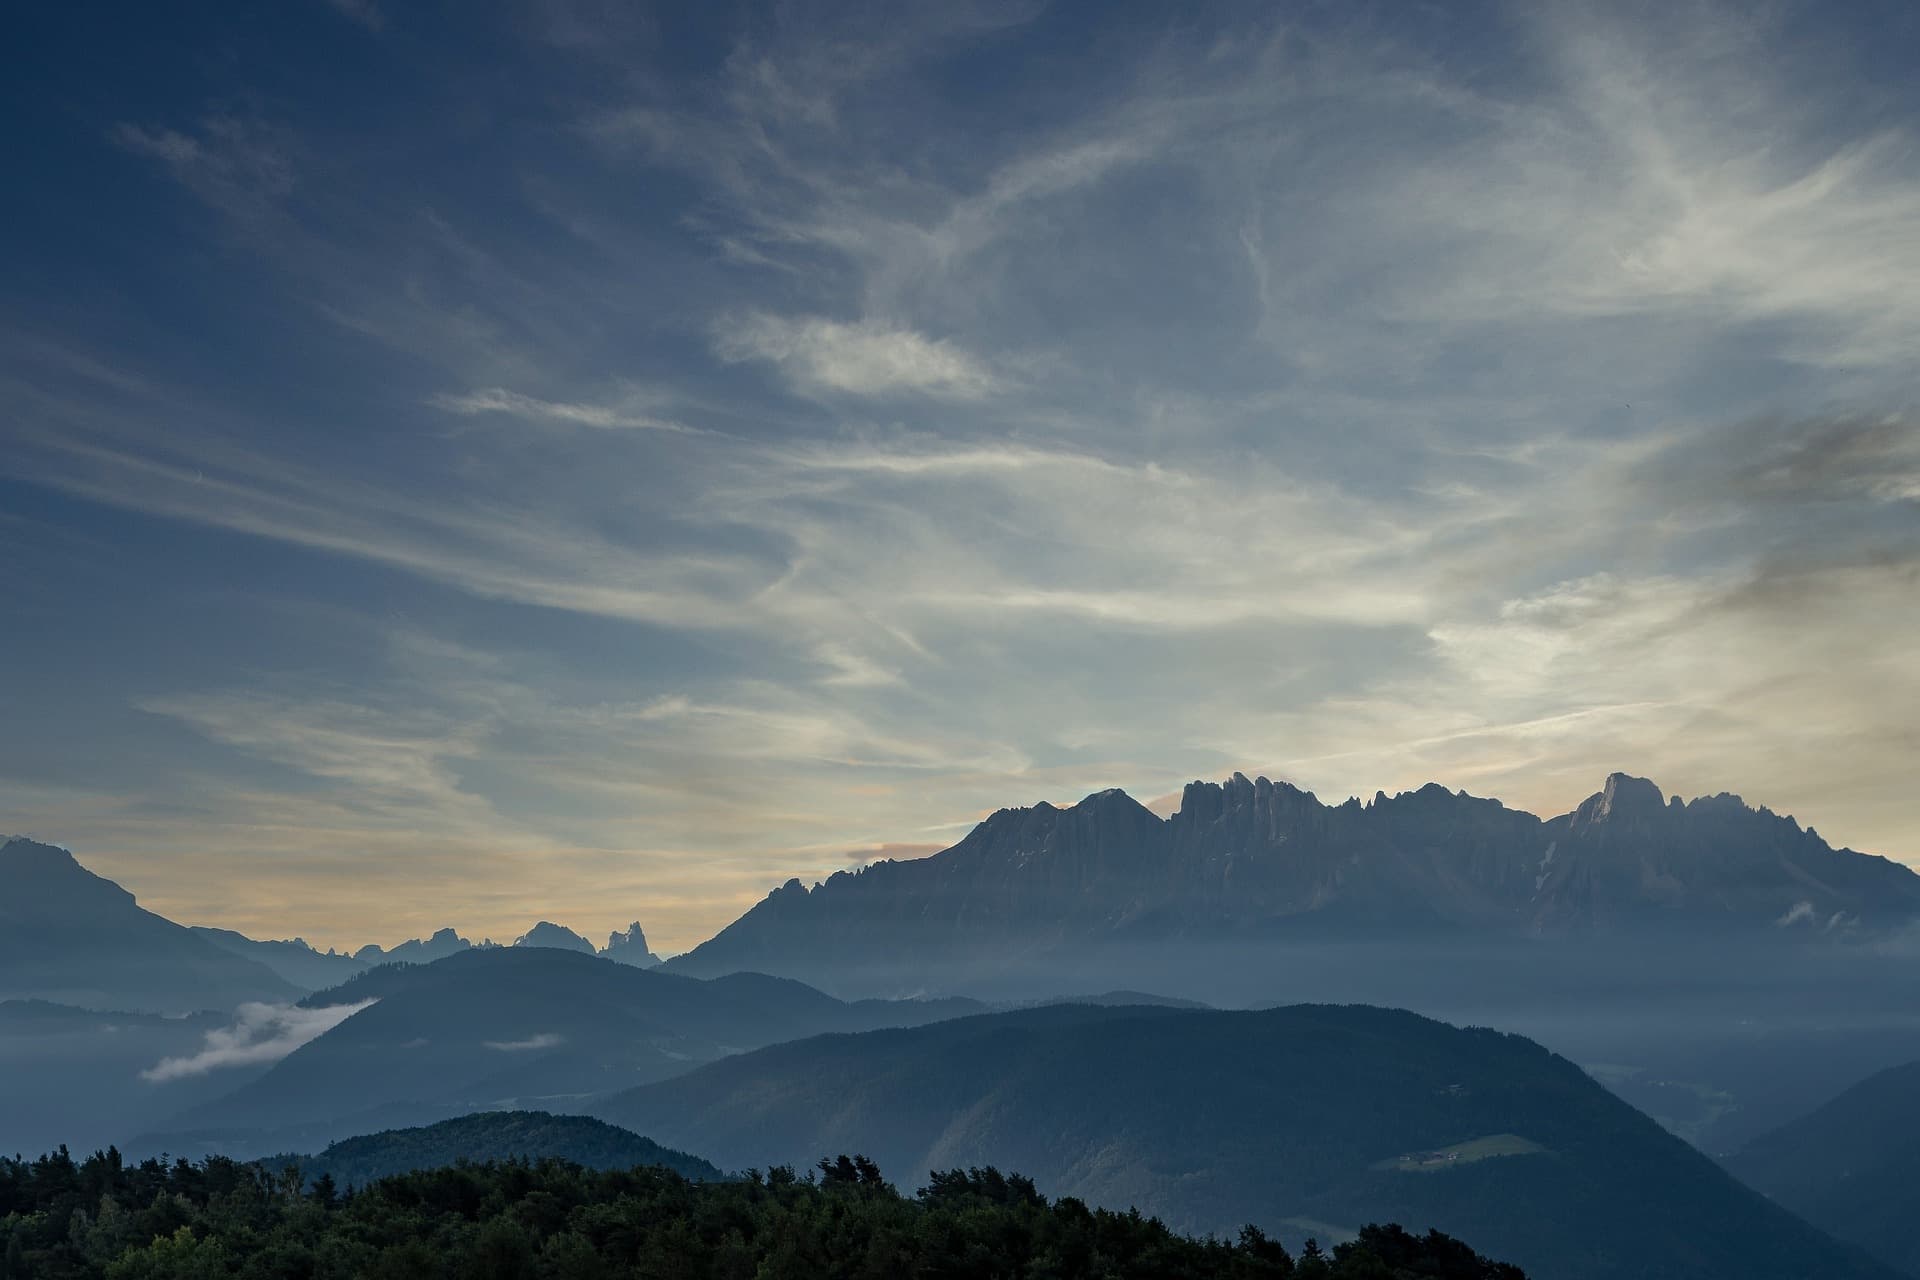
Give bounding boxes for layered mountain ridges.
[671,772,1920,981]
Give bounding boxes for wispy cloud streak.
[141,1001,376,1081]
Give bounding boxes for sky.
[3,0,1918,956]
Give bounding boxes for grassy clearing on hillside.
[1373,1133,1546,1172]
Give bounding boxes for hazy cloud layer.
[484,1033,564,1052]
[141,1001,376,1082]
[3,2,1917,952]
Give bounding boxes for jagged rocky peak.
[606,921,651,952]
[960,787,1162,852]
[1177,772,1319,825]
[1568,772,1670,834]
[512,921,597,953]
[1370,781,1466,811]
[1686,790,1753,815]
[1070,786,1160,821]
[739,876,815,917]
[603,921,661,968]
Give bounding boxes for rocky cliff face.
[602,922,661,968]
[669,772,1920,984]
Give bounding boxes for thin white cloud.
[429,387,699,434]
[715,313,998,399]
[141,1000,375,1081]
[113,116,296,217]
[484,1032,562,1052]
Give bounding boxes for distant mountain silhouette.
[276,1110,724,1189]
[189,926,368,990]
[1728,1060,1920,1277]
[139,948,981,1158]
[353,927,474,965]
[667,773,1920,992]
[594,1002,1899,1280]
[0,838,299,1013]
[350,918,666,966]
[602,922,661,968]
[512,921,596,953]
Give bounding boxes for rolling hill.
[275,1110,724,1189]
[592,1002,1898,1280]
[138,947,982,1158]
[1727,1060,1920,1276]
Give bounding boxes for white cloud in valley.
[141,1001,377,1082]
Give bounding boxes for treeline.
[1,1146,1525,1279]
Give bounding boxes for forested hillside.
[0,1147,1524,1278]
[1727,1060,1920,1276]
[596,1002,1900,1280]
[271,1111,722,1190]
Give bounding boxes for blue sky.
[4,0,1918,953]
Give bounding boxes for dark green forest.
[264,1112,724,1191]
[0,1146,1523,1279]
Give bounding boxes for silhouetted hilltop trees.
[0,1145,1524,1279]
[269,1111,723,1189]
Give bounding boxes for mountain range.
[190,926,369,990]
[593,1002,1901,1280]
[14,770,1906,1013]
[666,772,1920,996]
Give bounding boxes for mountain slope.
[0,838,299,1013]
[1727,1061,1920,1277]
[189,926,367,991]
[593,1002,1897,1280]
[667,773,1920,994]
[278,1111,723,1188]
[142,947,981,1157]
